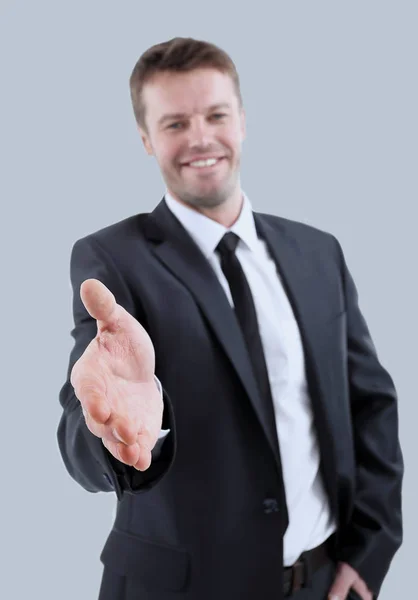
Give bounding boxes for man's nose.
[187,118,213,148]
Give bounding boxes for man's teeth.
[188,158,219,168]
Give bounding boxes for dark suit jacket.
[57,199,403,600]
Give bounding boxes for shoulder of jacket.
[257,212,338,245]
[73,212,149,249]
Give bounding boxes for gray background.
[1,1,416,598]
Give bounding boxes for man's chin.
[184,194,226,209]
[171,184,229,209]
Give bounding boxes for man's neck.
[168,189,244,229]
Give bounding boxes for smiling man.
[57,37,403,600]
[138,67,245,225]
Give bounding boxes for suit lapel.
[253,213,336,389]
[253,214,327,363]
[254,214,340,514]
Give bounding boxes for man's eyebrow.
[158,112,187,126]
[158,103,231,126]
[208,103,231,112]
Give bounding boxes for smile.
[182,157,225,170]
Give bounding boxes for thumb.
[80,279,118,330]
[328,562,356,600]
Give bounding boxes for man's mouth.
[181,157,226,170]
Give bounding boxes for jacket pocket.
[100,528,190,592]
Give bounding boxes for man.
[57,37,403,600]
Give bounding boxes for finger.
[82,409,137,447]
[82,408,105,438]
[351,579,373,600]
[136,428,155,452]
[78,385,111,425]
[133,434,153,471]
[110,416,139,446]
[102,438,141,466]
[133,447,152,471]
[117,441,141,466]
[80,279,119,331]
[328,563,355,600]
[102,438,120,461]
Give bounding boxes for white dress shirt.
[162,190,337,566]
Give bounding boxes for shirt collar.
[164,191,260,258]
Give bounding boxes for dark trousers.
[98,556,363,600]
[291,558,336,600]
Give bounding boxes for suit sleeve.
[57,235,177,500]
[333,237,403,598]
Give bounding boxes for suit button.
[263,498,279,514]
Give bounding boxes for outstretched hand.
[70,278,163,471]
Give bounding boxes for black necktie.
[216,231,288,529]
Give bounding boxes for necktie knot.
[216,231,240,258]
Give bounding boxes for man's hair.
[129,37,243,131]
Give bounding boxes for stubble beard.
[167,158,241,211]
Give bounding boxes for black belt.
[283,536,334,597]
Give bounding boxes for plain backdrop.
[0,1,416,598]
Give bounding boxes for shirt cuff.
[154,375,171,439]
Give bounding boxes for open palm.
[70,278,163,471]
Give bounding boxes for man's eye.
[212,113,227,120]
[167,122,183,130]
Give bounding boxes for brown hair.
[129,37,243,131]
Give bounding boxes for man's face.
[139,68,246,210]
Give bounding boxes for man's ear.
[138,126,154,156]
